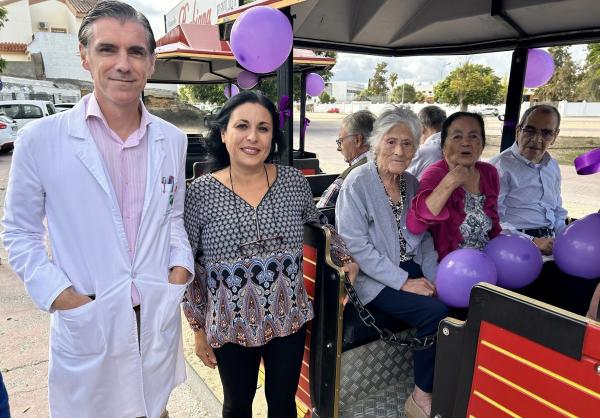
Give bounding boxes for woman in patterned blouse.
[407,112,501,260]
[183,91,357,418]
[336,107,448,418]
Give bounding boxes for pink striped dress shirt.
[85,94,150,306]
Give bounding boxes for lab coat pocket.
[54,300,105,356]
[160,282,187,333]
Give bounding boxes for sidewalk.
[0,264,219,418]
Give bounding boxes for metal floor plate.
[340,331,416,418]
[340,384,410,418]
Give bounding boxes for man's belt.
[517,227,554,238]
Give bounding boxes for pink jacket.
[407,159,501,260]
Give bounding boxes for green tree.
[0,7,7,73]
[577,43,600,101]
[319,91,332,104]
[389,72,398,91]
[354,89,371,101]
[434,62,502,111]
[415,91,426,103]
[536,46,580,101]
[367,62,389,96]
[390,83,416,103]
[182,84,228,106]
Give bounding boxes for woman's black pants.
[214,325,307,418]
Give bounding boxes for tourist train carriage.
[214,1,600,416]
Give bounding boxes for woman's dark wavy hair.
[207,91,283,170]
[440,111,486,149]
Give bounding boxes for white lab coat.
[2,97,194,418]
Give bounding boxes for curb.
[184,360,222,418]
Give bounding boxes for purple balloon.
[525,49,555,88]
[237,70,258,89]
[484,234,543,289]
[436,249,498,308]
[224,84,240,98]
[306,73,325,97]
[554,213,600,279]
[230,6,293,74]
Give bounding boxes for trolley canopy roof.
[218,0,600,56]
[151,23,336,84]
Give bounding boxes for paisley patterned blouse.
[183,165,348,348]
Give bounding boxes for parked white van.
[0,100,57,130]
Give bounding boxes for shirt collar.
[350,150,369,166]
[509,141,551,167]
[85,93,152,133]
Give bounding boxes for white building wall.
[0,52,29,62]
[29,1,73,34]
[67,13,79,35]
[0,1,33,44]
[28,32,91,81]
[327,81,367,102]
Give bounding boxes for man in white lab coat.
[2,2,194,417]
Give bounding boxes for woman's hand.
[401,278,435,297]
[444,165,471,189]
[194,329,217,369]
[342,262,359,285]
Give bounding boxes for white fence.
[314,101,600,117]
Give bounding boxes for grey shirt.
[406,132,443,179]
[336,160,439,304]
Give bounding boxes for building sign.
[165,0,240,32]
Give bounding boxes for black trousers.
[366,259,449,392]
[518,261,600,316]
[214,326,307,418]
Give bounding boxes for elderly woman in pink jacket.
[407,112,501,260]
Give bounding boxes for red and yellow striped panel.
[295,244,318,417]
[467,321,600,417]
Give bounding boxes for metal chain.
[343,276,436,351]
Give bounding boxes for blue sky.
[132,0,588,85]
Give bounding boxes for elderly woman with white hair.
[336,107,448,418]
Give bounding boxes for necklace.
[229,165,283,258]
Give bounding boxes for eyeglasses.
[239,235,284,258]
[237,206,284,257]
[519,125,557,141]
[336,134,356,148]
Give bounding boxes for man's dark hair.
[440,111,486,149]
[518,104,561,130]
[79,0,156,53]
[207,91,283,170]
[418,105,447,132]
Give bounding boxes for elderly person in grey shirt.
[316,110,374,208]
[490,104,599,315]
[406,105,446,179]
[336,106,448,418]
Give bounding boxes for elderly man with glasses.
[490,104,599,315]
[317,110,375,208]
